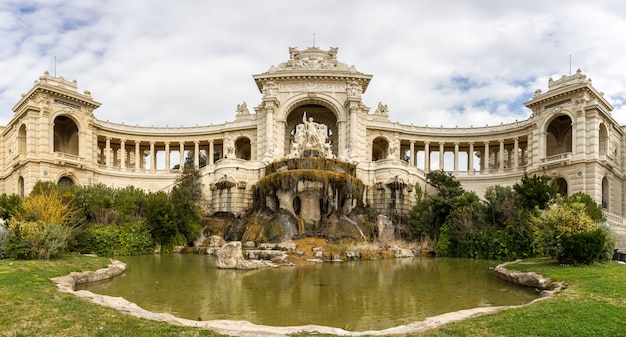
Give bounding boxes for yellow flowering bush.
[533,198,610,262]
[5,190,77,259]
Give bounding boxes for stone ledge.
[493,259,565,297]
[51,259,126,292]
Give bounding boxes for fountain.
[218,113,372,244]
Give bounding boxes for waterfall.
[341,215,367,242]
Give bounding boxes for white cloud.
[2,0,626,127]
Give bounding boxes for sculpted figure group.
[288,112,334,159]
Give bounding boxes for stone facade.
[2,47,625,242]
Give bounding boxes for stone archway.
[54,116,79,156]
[599,123,608,156]
[554,177,568,197]
[58,176,75,186]
[235,137,251,160]
[18,124,27,155]
[18,176,24,198]
[546,115,572,157]
[284,104,338,158]
[372,137,389,161]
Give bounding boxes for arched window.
[235,137,251,160]
[599,123,608,156]
[546,115,572,157]
[58,176,75,186]
[285,104,338,158]
[18,176,25,198]
[54,116,79,155]
[372,137,388,161]
[18,124,27,155]
[554,177,568,197]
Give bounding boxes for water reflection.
[78,255,537,331]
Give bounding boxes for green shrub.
[3,233,33,259]
[560,228,607,264]
[0,223,8,258]
[74,221,154,257]
[4,221,71,260]
[532,201,597,259]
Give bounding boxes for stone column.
[513,137,519,169]
[150,141,156,173]
[112,144,118,168]
[424,141,430,172]
[499,140,505,172]
[134,141,140,170]
[209,140,214,165]
[483,142,489,171]
[120,139,126,169]
[179,141,185,171]
[350,110,358,151]
[507,148,512,168]
[105,137,111,167]
[527,133,533,166]
[439,142,444,170]
[468,142,474,173]
[266,109,274,156]
[164,141,170,171]
[409,140,415,166]
[194,140,200,169]
[453,142,459,172]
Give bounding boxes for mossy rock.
[320,214,370,242]
[241,209,299,243]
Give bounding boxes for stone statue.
[236,102,249,114]
[262,82,276,97]
[289,112,334,158]
[375,101,389,115]
[347,81,362,98]
[224,137,236,158]
[302,112,322,150]
[387,141,396,159]
[324,142,335,159]
[287,142,300,159]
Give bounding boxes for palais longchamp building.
[2,47,626,246]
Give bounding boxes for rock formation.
[215,241,273,269]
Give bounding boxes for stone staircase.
[605,212,626,252]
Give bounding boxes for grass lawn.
[403,259,626,337]
[1,254,625,337]
[0,253,227,337]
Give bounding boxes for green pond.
[78,254,538,331]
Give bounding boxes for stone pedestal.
[299,190,322,226]
[276,190,295,214]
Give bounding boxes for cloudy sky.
[2,0,626,128]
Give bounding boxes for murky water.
[78,255,538,331]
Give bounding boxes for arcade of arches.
[2,48,625,248]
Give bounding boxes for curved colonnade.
[2,48,624,238]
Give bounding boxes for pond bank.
[52,258,560,337]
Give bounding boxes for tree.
[145,191,176,246]
[185,150,207,168]
[114,186,148,222]
[0,193,22,220]
[482,185,519,229]
[513,172,557,210]
[170,167,204,245]
[407,170,465,240]
[565,192,606,223]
